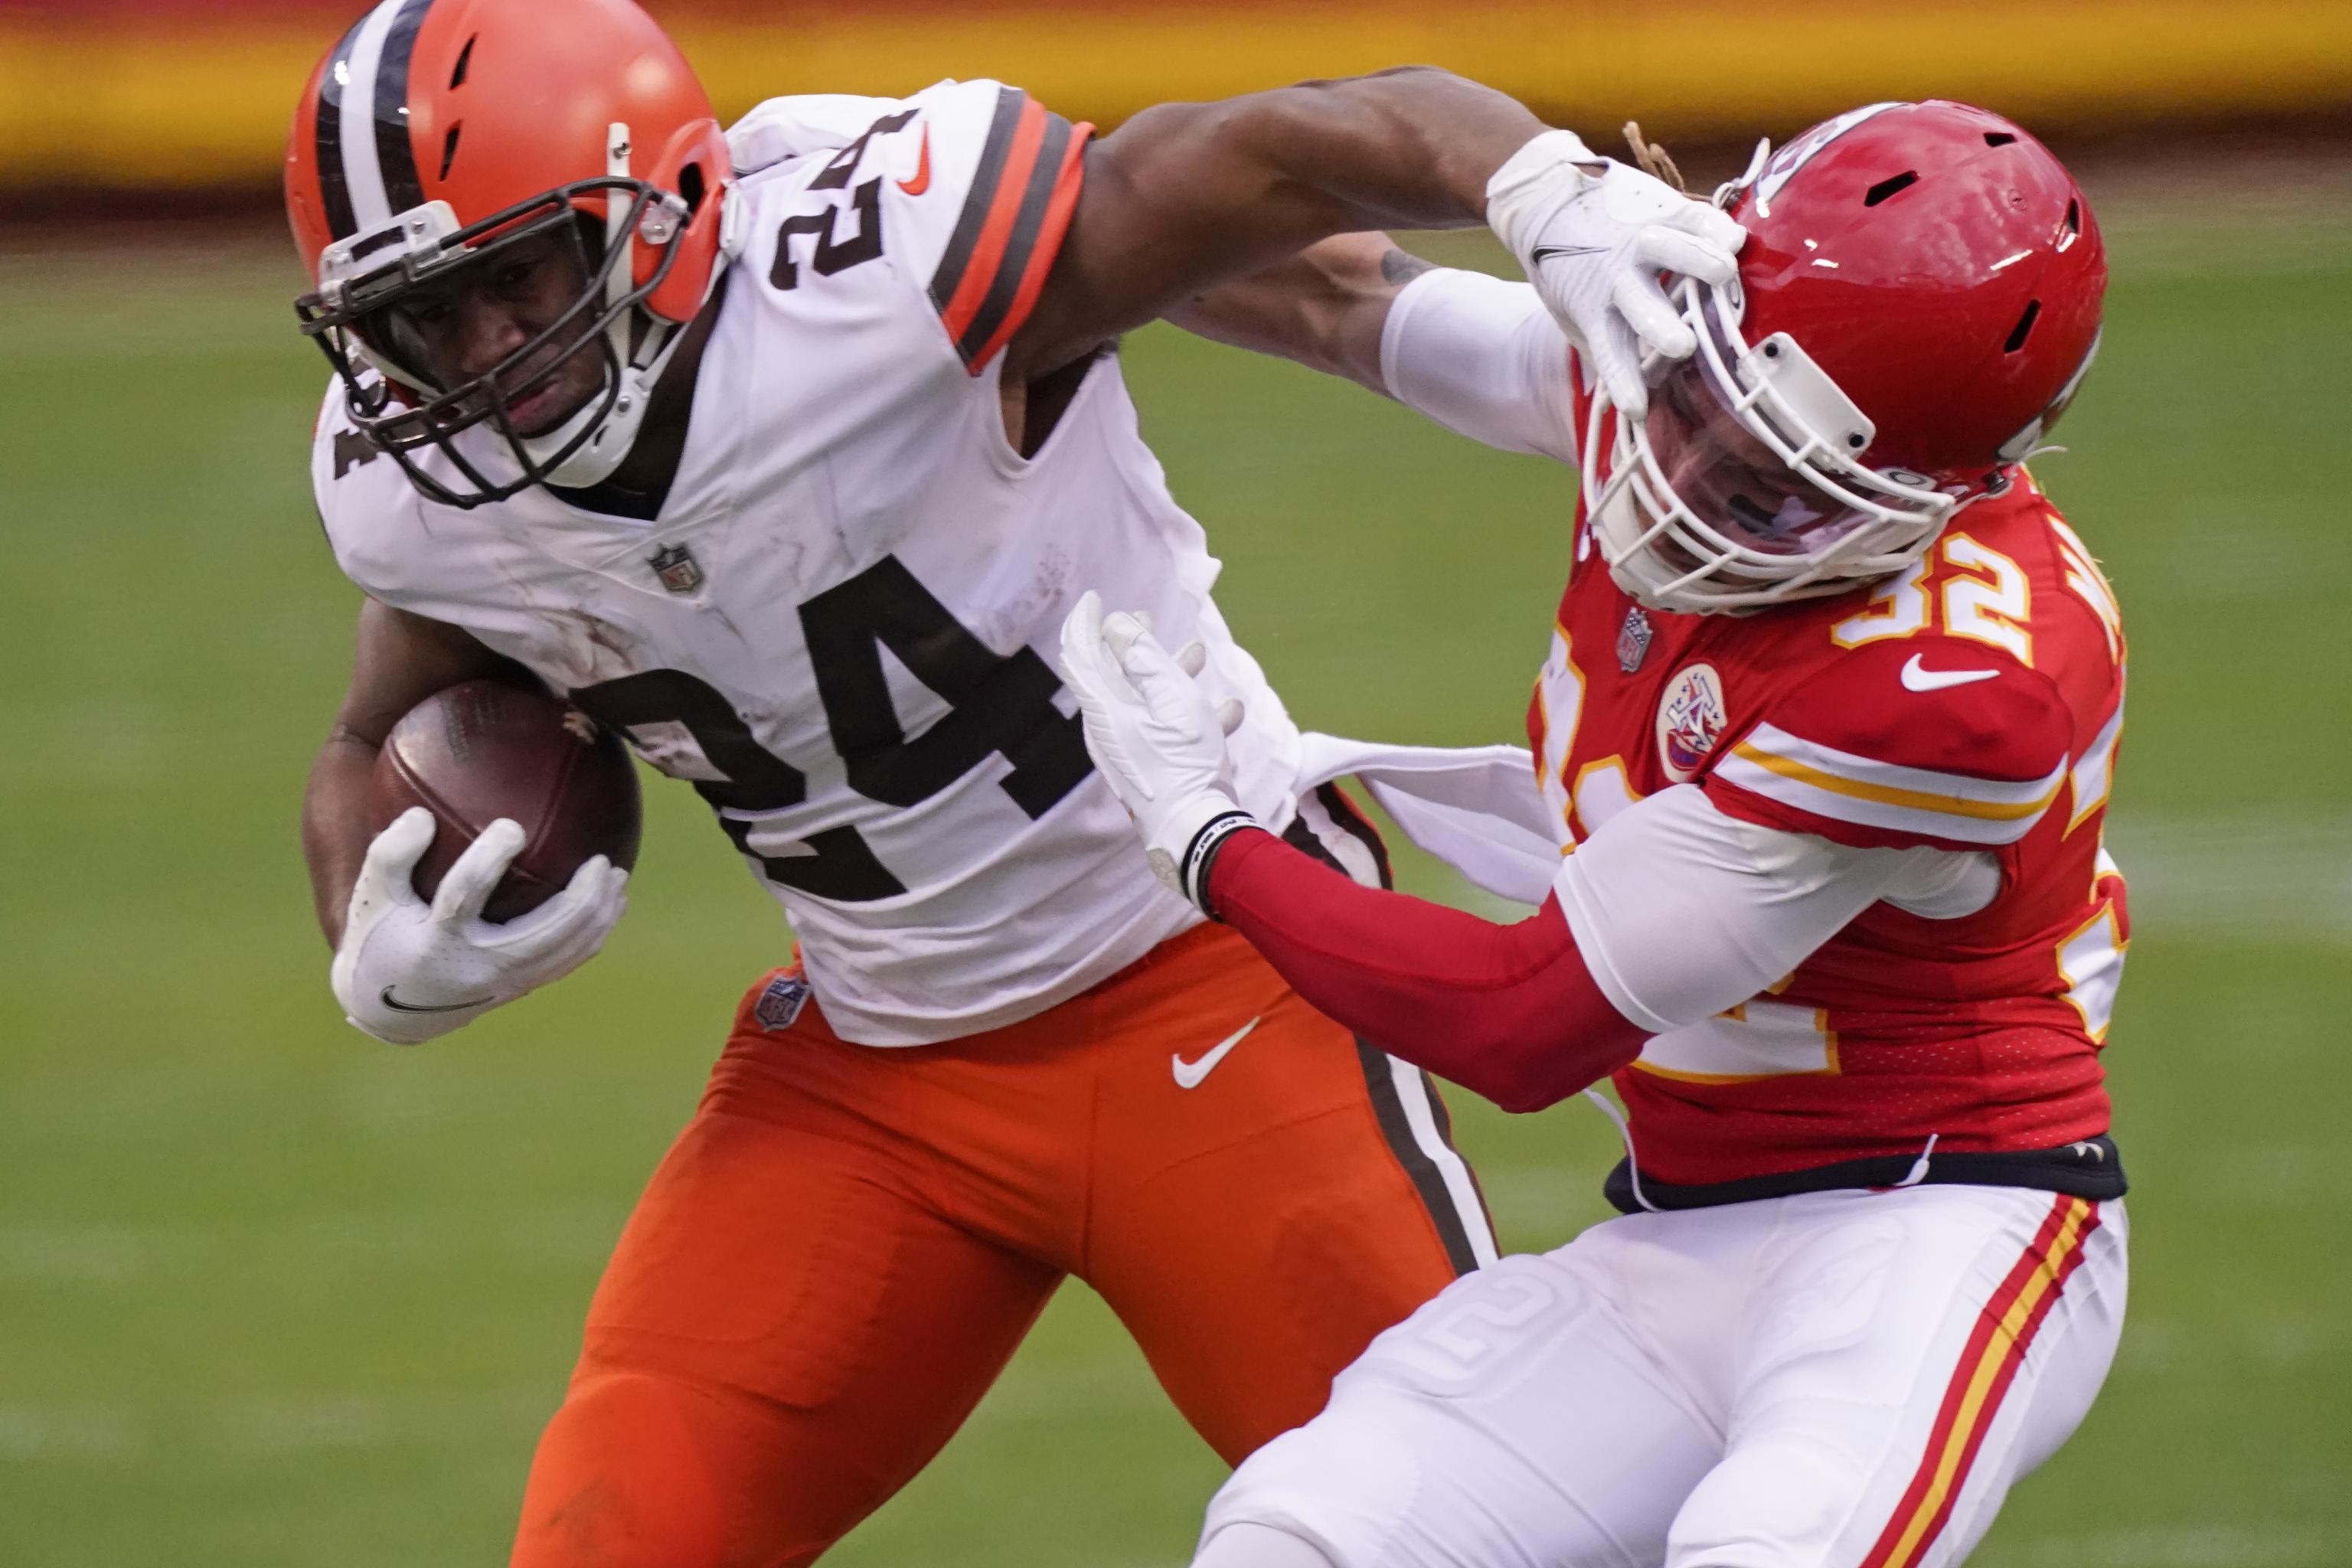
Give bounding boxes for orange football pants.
[510,921,1492,1568]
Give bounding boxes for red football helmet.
[286,0,737,507]
[1586,101,2108,612]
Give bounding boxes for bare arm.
[1170,234,1586,466]
[1162,234,1436,392]
[302,599,519,947]
[1008,67,1546,381]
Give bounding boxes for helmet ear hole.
[638,117,731,322]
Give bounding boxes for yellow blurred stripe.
[0,24,326,188]
[5,0,2349,188]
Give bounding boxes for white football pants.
[1200,1184,2126,1568]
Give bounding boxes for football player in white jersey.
[284,0,1743,1561]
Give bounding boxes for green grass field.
[2,186,2347,1566]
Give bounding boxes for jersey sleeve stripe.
[1736,721,2065,809]
[928,90,1093,371]
[956,115,1090,372]
[2064,693,2125,835]
[1714,725,2065,846]
[1705,776,1994,852]
[1723,741,2060,822]
[933,90,1047,354]
[310,11,368,240]
[928,85,1028,317]
[370,0,432,216]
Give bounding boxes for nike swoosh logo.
[1173,1018,1259,1089]
[1900,653,2001,692]
[1530,244,1608,263]
[897,127,932,195]
[380,986,492,1015]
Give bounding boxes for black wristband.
[1181,811,1259,916]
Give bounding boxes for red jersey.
[1530,463,2128,1193]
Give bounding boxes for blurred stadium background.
[3,1,2349,1563]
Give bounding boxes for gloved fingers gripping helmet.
[286,0,740,508]
[1584,101,2109,613]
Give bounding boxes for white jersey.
[314,79,1304,1046]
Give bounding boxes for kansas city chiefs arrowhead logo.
[1656,662,1729,782]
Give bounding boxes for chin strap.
[518,122,746,491]
[522,322,678,488]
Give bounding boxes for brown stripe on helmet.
[371,0,436,214]
[312,11,368,240]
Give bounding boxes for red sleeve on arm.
[1205,828,1648,1112]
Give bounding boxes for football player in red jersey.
[283,2,1751,1563]
[1066,103,2128,1568]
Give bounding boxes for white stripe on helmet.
[337,0,410,230]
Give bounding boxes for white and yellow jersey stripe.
[1714,721,2069,848]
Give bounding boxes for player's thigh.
[514,1066,1060,1567]
[1089,982,1494,1462]
[1665,1189,2128,1568]
[1200,1251,1717,1568]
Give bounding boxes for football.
[369,678,643,923]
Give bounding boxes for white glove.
[329,807,629,1045]
[1059,592,1252,908]
[1485,129,1747,420]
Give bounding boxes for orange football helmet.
[286,0,738,506]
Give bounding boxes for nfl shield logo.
[1617,607,1653,674]
[647,542,704,595]
[753,972,811,1033]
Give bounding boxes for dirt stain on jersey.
[979,544,1076,651]
[547,609,642,687]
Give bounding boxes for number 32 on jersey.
[1830,522,2124,665]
